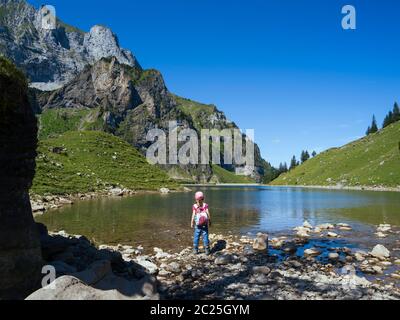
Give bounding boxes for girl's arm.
[191,210,196,228]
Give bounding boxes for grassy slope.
[32,131,177,195]
[38,108,104,139]
[211,165,253,184]
[271,122,400,187]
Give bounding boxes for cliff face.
[0,0,140,90]
[0,57,42,299]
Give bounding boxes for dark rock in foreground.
[0,57,43,300]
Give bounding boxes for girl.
[191,191,212,255]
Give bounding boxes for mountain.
[0,0,140,90]
[1,0,273,183]
[271,121,400,188]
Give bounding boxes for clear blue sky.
[30,0,400,166]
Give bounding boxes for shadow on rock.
[211,240,227,254]
[27,223,158,300]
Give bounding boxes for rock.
[26,276,156,300]
[110,188,124,197]
[339,226,352,231]
[270,238,284,249]
[71,260,112,285]
[0,58,43,299]
[252,266,271,275]
[394,259,400,265]
[375,232,387,238]
[283,243,298,254]
[337,223,351,228]
[253,233,269,251]
[135,258,158,275]
[370,245,390,259]
[341,265,356,275]
[51,261,78,274]
[159,188,170,194]
[243,245,255,256]
[377,224,391,233]
[390,273,400,280]
[31,203,45,213]
[251,274,269,285]
[304,248,321,257]
[328,253,340,260]
[313,227,322,234]
[317,223,335,230]
[295,227,311,238]
[327,232,339,238]
[303,221,313,229]
[166,262,181,274]
[354,253,366,262]
[214,254,233,265]
[372,266,383,274]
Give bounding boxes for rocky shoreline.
[28,221,400,300]
[30,187,189,215]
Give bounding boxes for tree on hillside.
[383,111,394,128]
[393,102,400,122]
[382,102,400,128]
[366,115,378,135]
[312,151,317,157]
[278,162,288,174]
[301,150,310,164]
[290,156,298,170]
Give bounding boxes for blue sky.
[30,0,400,166]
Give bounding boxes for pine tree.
[383,111,393,128]
[393,102,400,122]
[301,150,310,163]
[290,156,298,170]
[370,115,378,133]
[367,115,378,135]
[312,151,317,157]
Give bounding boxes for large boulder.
[370,244,390,259]
[26,276,157,300]
[0,57,43,300]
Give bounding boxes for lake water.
[35,186,400,252]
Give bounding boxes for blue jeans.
[193,225,210,250]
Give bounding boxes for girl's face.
[197,199,204,206]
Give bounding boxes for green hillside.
[271,122,400,187]
[32,131,177,195]
[38,107,104,140]
[211,165,253,184]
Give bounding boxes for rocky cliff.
[0,0,140,90]
[0,56,42,299]
[34,58,268,182]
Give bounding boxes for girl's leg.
[202,227,210,251]
[193,227,201,253]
